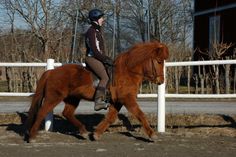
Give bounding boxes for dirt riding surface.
[0,113,236,157]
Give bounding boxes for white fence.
[0,59,62,97]
[157,59,236,132]
[0,59,236,133]
[0,59,62,131]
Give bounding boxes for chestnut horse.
[24,41,169,142]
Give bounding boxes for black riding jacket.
[85,22,108,63]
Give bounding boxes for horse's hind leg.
[123,96,157,140]
[29,98,62,140]
[93,103,122,140]
[62,100,88,139]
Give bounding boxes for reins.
[125,58,163,82]
[105,64,115,86]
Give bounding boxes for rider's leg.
[85,57,109,111]
[94,86,109,111]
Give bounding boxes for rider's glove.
[104,57,113,66]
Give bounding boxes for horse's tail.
[24,70,50,141]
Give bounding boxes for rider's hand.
[104,57,113,66]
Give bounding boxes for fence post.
[157,62,166,132]
[45,59,54,131]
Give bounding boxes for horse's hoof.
[24,136,36,143]
[80,132,89,139]
[24,131,36,143]
[24,131,30,143]
[93,132,101,141]
[150,133,158,141]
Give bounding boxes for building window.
[209,15,220,55]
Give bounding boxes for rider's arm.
[87,28,108,62]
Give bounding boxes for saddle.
[83,63,113,103]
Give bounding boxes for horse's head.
[143,42,169,85]
[117,41,169,85]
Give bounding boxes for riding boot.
[94,87,109,111]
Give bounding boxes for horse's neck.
[113,63,143,86]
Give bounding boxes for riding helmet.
[89,9,104,21]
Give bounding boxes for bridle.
[125,58,164,82]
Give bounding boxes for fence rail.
[165,59,236,66]
[0,62,62,67]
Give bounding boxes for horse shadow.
[4,113,235,142]
[3,112,28,136]
[2,112,150,142]
[51,113,144,141]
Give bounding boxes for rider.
[85,9,113,111]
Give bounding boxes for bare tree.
[2,0,73,61]
[1,0,216,94]
[197,42,233,94]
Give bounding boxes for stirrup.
[94,101,110,111]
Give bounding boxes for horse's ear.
[155,43,169,60]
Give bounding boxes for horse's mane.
[115,41,168,68]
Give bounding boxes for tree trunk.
[211,65,219,94]
[6,68,13,92]
[216,66,220,94]
[225,64,230,94]
[175,66,179,93]
[200,66,206,94]
[194,74,199,94]
[187,59,191,94]
[116,1,121,54]
[205,74,211,94]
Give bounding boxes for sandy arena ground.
[0,113,235,157]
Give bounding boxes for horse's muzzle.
[155,76,164,85]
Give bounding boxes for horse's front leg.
[123,95,157,140]
[93,103,122,140]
